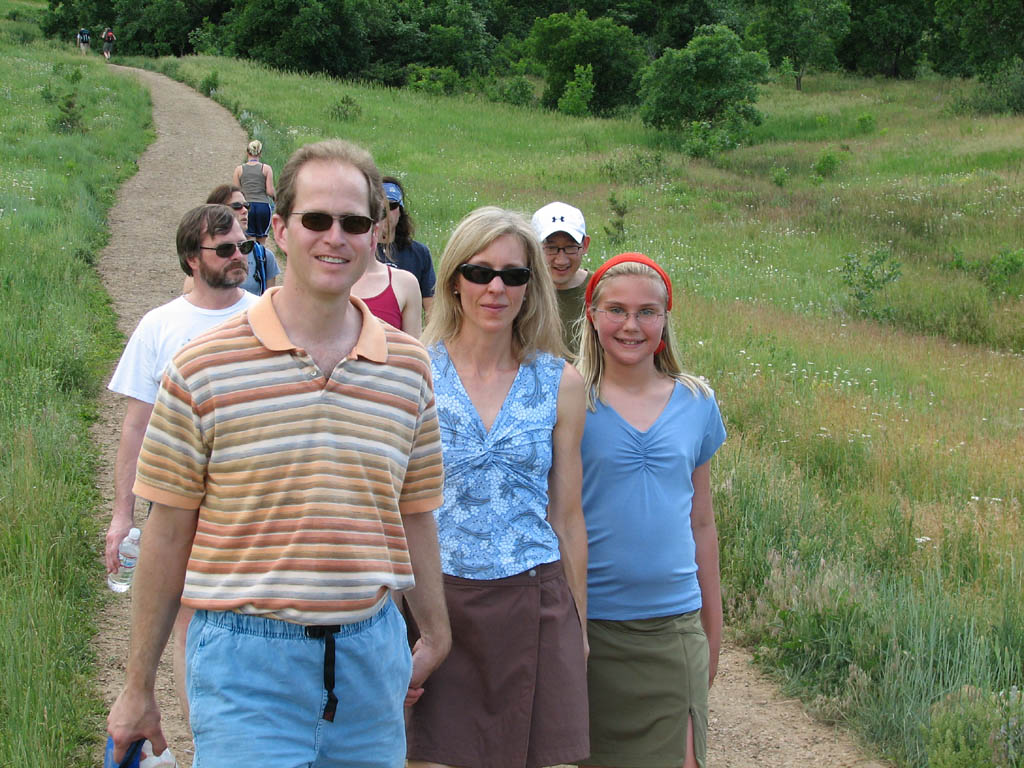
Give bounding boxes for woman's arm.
[394,268,423,338]
[231,165,242,187]
[691,460,722,687]
[264,164,276,199]
[547,363,588,654]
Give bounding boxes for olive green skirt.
[583,610,708,768]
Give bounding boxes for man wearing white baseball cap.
[532,201,591,360]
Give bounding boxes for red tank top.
[361,267,403,329]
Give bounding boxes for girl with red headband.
[576,253,726,768]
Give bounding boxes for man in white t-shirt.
[104,204,259,719]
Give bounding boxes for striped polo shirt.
[133,288,444,625]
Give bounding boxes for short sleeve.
[108,316,161,404]
[264,247,282,281]
[398,366,444,515]
[132,362,209,510]
[696,392,727,467]
[417,242,436,298]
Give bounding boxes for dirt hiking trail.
[91,67,890,768]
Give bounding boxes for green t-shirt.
[557,274,589,361]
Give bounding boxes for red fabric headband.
[584,252,673,310]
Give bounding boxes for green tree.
[573,0,718,52]
[931,0,1024,76]
[747,0,850,90]
[226,0,370,77]
[557,63,594,116]
[638,24,768,129]
[837,0,930,77]
[528,10,646,115]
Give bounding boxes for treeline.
[44,0,1024,117]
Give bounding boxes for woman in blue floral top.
[406,206,589,768]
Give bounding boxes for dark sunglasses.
[200,240,255,258]
[229,201,251,210]
[292,211,375,235]
[388,201,401,211]
[457,263,531,287]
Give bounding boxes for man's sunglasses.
[292,211,375,235]
[457,263,531,287]
[229,201,251,211]
[200,240,255,258]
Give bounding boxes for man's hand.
[107,684,166,762]
[107,397,152,573]
[405,633,449,706]
[105,514,133,574]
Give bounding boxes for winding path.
[90,67,889,768]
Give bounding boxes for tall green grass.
[121,54,1024,766]
[0,11,153,764]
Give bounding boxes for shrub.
[926,687,1024,768]
[949,248,1024,296]
[198,69,220,97]
[638,24,768,132]
[326,94,361,122]
[496,75,533,107]
[50,91,84,134]
[840,246,901,318]
[770,165,790,187]
[856,113,876,133]
[958,57,1024,115]
[603,192,628,246]
[557,63,593,116]
[406,64,463,96]
[813,148,841,177]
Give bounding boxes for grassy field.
[125,54,1024,767]
[1,9,1022,765]
[0,4,153,764]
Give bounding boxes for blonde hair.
[576,261,711,410]
[422,206,566,361]
[246,139,263,157]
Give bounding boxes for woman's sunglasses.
[200,240,255,258]
[292,211,375,235]
[228,201,251,210]
[457,263,531,287]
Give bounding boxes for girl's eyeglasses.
[591,307,665,326]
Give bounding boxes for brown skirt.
[406,561,589,768]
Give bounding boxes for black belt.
[305,625,342,722]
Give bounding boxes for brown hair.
[176,204,236,276]
[382,175,415,250]
[275,139,383,223]
[205,184,243,206]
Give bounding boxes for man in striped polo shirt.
[107,140,451,767]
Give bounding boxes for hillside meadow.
[0,4,154,764]
[1,7,1022,765]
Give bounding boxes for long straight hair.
[422,206,566,362]
[576,261,711,411]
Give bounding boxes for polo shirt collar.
[249,287,388,363]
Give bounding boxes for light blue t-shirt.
[582,382,726,620]
[429,343,564,579]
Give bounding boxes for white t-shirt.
[108,293,259,404]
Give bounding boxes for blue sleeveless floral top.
[429,342,564,579]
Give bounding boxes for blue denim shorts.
[186,600,411,768]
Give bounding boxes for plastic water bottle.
[107,527,141,593]
[104,736,176,767]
